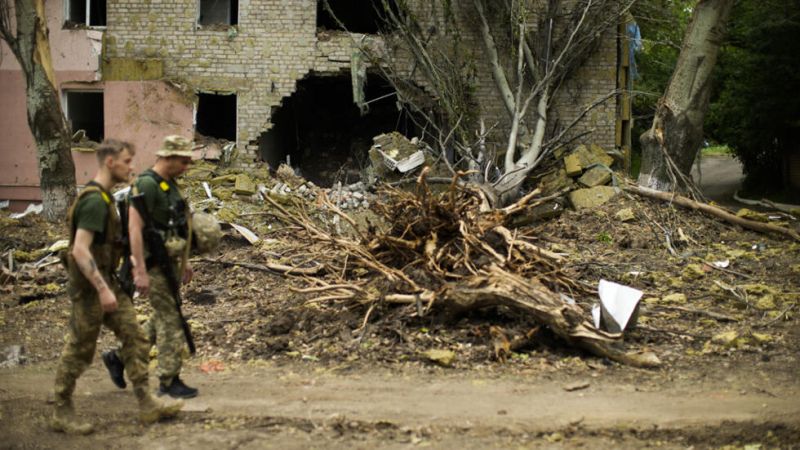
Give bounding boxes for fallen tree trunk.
[439,265,661,368]
[624,184,800,242]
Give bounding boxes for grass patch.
[701,145,732,156]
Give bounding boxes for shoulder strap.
[67,184,114,246]
[133,169,172,195]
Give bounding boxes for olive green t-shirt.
[73,190,109,245]
[132,169,184,230]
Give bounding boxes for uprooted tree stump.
[266,169,661,368]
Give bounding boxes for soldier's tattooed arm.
[73,229,110,293]
[73,229,118,312]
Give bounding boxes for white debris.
[9,203,43,219]
[594,279,643,333]
[228,223,260,245]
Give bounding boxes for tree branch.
[473,0,517,119]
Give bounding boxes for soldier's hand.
[99,288,118,313]
[182,263,193,285]
[134,268,150,297]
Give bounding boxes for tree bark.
[1,0,76,221]
[638,0,734,191]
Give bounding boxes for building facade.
[0,0,632,205]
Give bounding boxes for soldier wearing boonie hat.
[156,135,195,158]
[102,135,200,399]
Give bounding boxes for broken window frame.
[62,89,105,143]
[196,0,239,28]
[64,0,107,29]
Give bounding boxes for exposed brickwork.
[104,0,622,167]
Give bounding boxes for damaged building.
[0,0,634,205]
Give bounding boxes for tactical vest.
[133,170,192,262]
[134,169,189,239]
[64,183,123,291]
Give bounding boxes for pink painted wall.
[0,1,194,207]
[0,76,195,206]
[104,81,194,177]
[0,0,100,206]
[0,71,97,204]
[0,0,102,72]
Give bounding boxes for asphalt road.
[691,154,744,207]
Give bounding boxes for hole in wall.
[259,72,420,187]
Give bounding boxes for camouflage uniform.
[53,183,179,433]
[132,167,190,386]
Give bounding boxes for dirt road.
[2,359,799,449]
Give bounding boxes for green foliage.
[630,0,693,156]
[706,0,800,192]
[596,232,613,244]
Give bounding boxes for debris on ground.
[0,138,798,380]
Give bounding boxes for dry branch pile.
[267,169,661,368]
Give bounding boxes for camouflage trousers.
[54,279,150,405]
[142,267,187,385]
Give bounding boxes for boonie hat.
[156,135,194,158]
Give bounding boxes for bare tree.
[0,0,76,220]
[637,0,734,193]
[366,0,629,206]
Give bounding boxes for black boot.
[158,377,198,399]
[101,350,126,389]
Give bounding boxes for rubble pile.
[538,144,621,210]
[179,159,379,242]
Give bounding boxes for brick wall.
[104,0,621,167]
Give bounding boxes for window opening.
[317,0,393,34]
[66,0,106,27]
[198,0,239,26]
[196,93,237,141]
[64,90,104,142]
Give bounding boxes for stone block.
[589,144,615,167]
[568,186,617,209]
[578,166,612,187]
[564,152,583,177]
[234,174,256,196]
[538,168,574,194]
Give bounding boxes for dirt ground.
[1,173,800,449]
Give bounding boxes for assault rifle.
[130,193,196,354]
